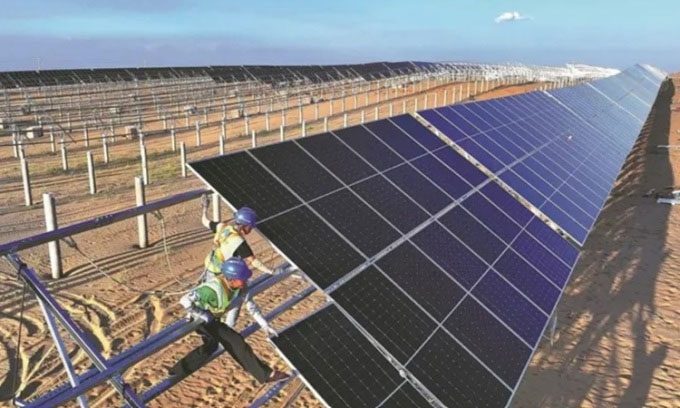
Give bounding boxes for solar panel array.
[190,112,584,407]
[190,66,663,407]
[0,61,455,89]
[419,64,663,245]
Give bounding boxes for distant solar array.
[0,61,474,89]
[189,65,663,407]
[419,64,663,245]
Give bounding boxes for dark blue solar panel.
[473,134,515,164]
[389,114,446,150]
[480,183,534,226]
[384,163,450,214]
[419,110,467,142]
[494,251,560,314]
[445,296,531,387]
[458,139,504,173]
[540,201,588,243]
[500,170,547,207]
[411,223,488,289]
[352,174,429,233]
[525,218,579,265]
[439,206,505,264]
[434,148,487,187]
[333,125,402,171]
[378,242,464,321]
[364,120,426,159]
[462,192,520,244]
[296,133,375,184]
[511,232,571,288]
[473,271,547,345]
[438,107,479,136]
[411,154,472,199]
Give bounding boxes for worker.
[202,196,275,280]
[171,257,288,383]
[201,197,278,328]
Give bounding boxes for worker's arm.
[245,256,274,275]
[244,291,278,337]
[179,288,214,323]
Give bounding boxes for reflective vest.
[195,280,240,317]
[204,224,244,274]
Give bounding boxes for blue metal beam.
[6,254,146,408]
[0,188,208,256]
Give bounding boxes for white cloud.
[494,11,531,24]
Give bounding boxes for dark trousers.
[172,319,272,383]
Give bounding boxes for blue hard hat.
[221,257,252,281]
[233,207,258,228]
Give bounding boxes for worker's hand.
[263,325,278,338]
[188,308,213,323]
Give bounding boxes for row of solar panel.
[191,66,663,407]
[0,61,476,89]
[418,65,662,245]
[190,114,580,407]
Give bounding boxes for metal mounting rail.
[0,188,208,256]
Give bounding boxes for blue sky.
[0,0,677,72]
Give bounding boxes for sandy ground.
[0,78,545,408]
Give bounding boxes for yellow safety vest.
[204,224,245,274]
[195,280,240,317]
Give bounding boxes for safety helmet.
[221,257,253,281]
[233,207,258,228]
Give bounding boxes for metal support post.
[61,141,69,171]
[21,158,32,206]
[43,192,62,279]
[180,142,187,178]
[140,145,149,185]
[86,151,96,194]
[280,125,285,142]
[171,128,177,152]
[212,193,221,222]
[135,176,148,249]
[195,122,201,146]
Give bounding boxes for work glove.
[188,308,213,323]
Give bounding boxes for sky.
[0,0,677,72]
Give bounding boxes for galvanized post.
[324,116,329,132]
[212,193,221,222]
[343,113,348,128]
[361,110,365,124]
[83,123,89,147]
[389,102,394,117]
[315,103,319,120]
[170,128,177,152]
[251,130,257,148]
[103,136,109,164]
[195,122,201,146]
[135,177,148,249]
[280,125,285,142]
[21,158,32,206]
[43,192,62,279]
[61,141,69,171]
[180,142,187,178]
[402,99,407,113]
[141,145,149,185]
[265,112,270,131]
[86,151,96,194]
[50,128,56,153]
[301,120,306,137]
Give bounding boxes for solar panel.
[190,111,583,407]
[419,68,663,245]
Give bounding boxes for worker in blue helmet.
[201,198,278,331]
[171,257,288,383]
[202,199,275,280]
